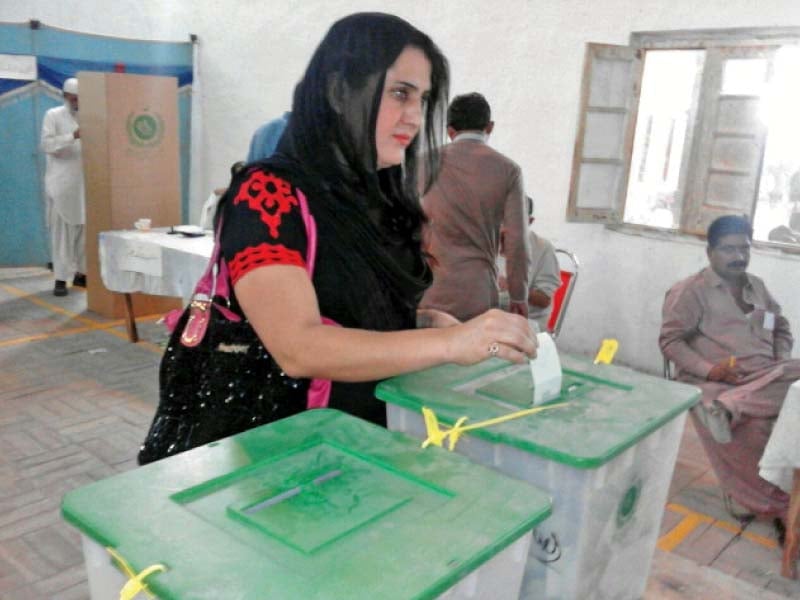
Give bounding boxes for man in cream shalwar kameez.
[41,77,86,296]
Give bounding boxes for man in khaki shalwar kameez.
[419,93,529,322]
[660,215,800,530]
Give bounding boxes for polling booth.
[62,409,552,600]
[79,71,182,319]
[0,21,194,268]
[376,352,700,600]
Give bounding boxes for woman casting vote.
[223,12,537,425]
[138,12,538,465]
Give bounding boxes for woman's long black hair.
[268,12,450,329]
[278,12,448,208]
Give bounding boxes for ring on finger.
[488,342,500,357]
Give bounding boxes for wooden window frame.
[567,27,800,248]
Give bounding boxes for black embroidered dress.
[219,163,429,425]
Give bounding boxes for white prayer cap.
[63,78,78,95]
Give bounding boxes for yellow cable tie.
[421,403,569,451]
[458,403,569,432]
[446,416,469,451]
[106,547,137,580]
[421,407,448,448]
[105,547,166,600]
[593,339,619,365]
[119,564,167,600]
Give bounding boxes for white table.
[98,229,213,341]
[760,380,800,579]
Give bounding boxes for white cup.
[134,218,152,231]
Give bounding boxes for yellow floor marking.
[660,502,779,551]
[658,509,713,552]
[0,283,164,354]
[714,519,745,535]
[0,320,125,348]
[1,283,100,326]
[715,519,779,549]
[742,530,779,549]
[667,502,698,516]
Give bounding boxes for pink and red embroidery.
[233,172,298,238]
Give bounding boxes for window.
[624,50,704,229]
[567,29,800,246]
[0,54,37,81]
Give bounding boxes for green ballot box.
[375,354,700,600]
[62,409,552,599]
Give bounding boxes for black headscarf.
[264,13,450,330]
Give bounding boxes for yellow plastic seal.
[422,402,568,451]
[105,546,166,600]
[593,339,619,365]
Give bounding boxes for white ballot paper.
[529,332,562,405]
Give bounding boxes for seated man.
[660,214,800,527]
[498,196,561,331]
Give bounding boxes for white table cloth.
[759,380,800,493]
[98,229,213,302]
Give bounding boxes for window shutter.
[682,46,776,234]
[567,43,643,223]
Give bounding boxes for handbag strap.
[192,216,225,300]
[296,189,318,276]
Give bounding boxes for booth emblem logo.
[126,111,165,147]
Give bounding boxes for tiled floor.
[0,267,798,599]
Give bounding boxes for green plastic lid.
[375,353,700,469]
[61,409,551,599]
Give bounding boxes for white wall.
[5,1,800,373]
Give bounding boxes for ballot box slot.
[242,469,343,514]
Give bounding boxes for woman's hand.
[444,309,537,366]
[238,268,535,381]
